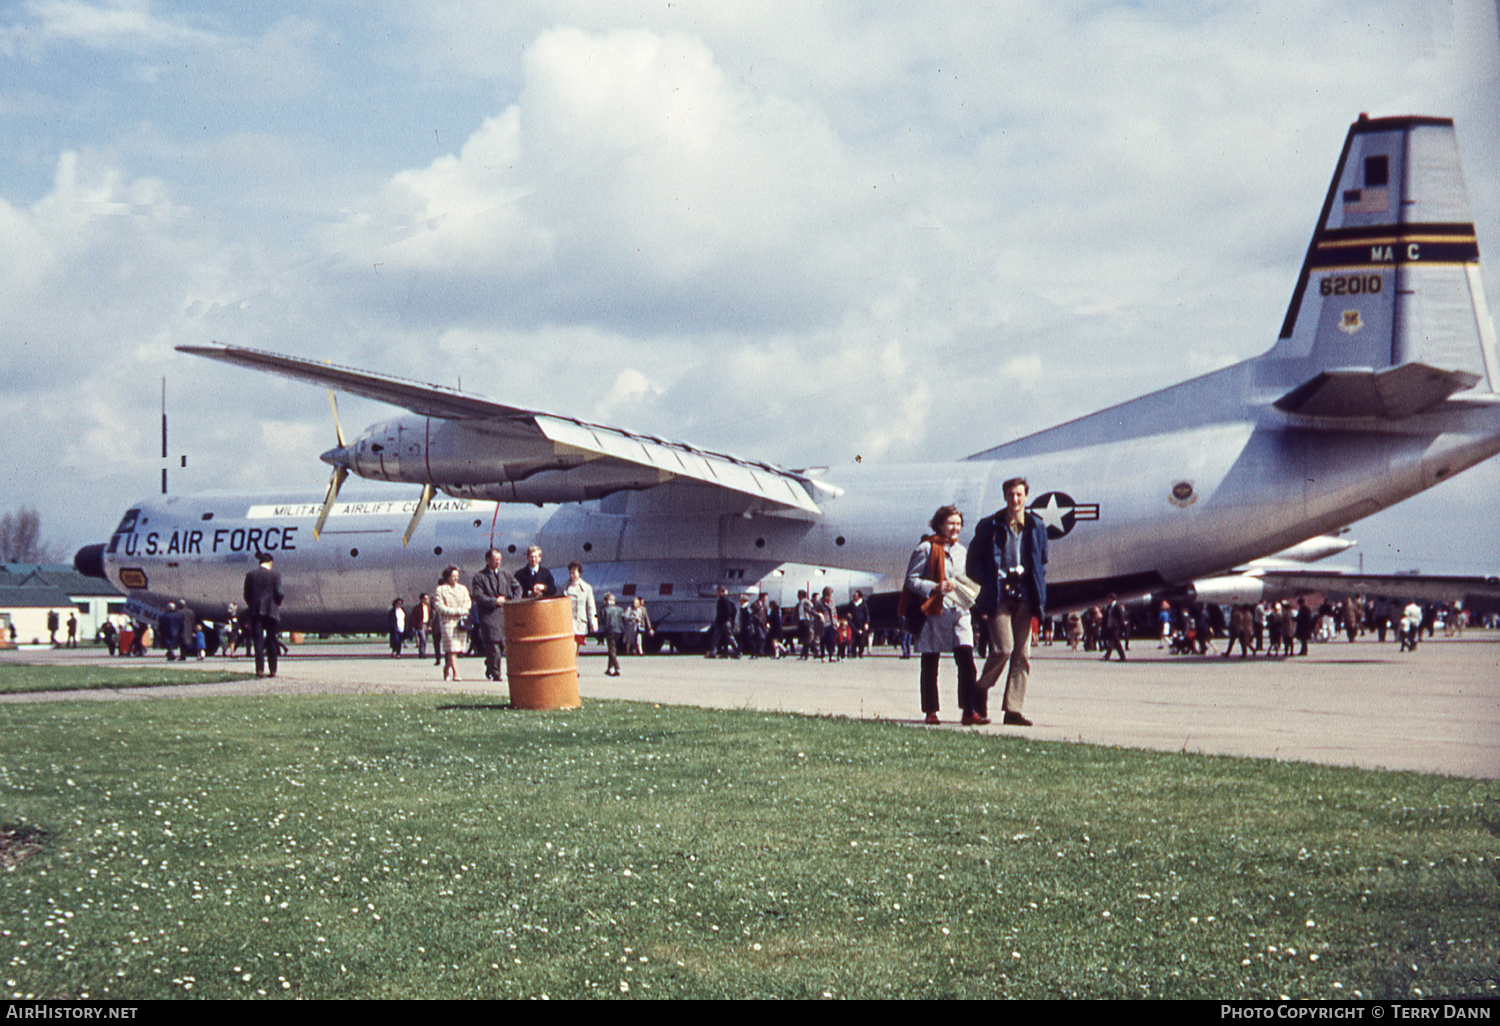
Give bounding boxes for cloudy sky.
[4,0,1499,574]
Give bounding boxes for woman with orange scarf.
[903,504,982,725]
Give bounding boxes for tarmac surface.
[4,631,1498,779]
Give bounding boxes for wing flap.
[536,416,821,513]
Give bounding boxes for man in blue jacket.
[966,477,1048,726]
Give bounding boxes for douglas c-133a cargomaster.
[76,114,1500,645]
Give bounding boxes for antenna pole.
[161,378,168,494]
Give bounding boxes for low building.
[0,563,126,646]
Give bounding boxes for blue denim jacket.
[966,511,1048,617]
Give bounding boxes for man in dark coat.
[847,590,871,658]
[601,593,625,676]
[966,476,1049,726]
[471,548,519,681]
[515,545,557,598]
[243,553,285,678]
[708,585,739,658]
[157,601,185,661]
[736,593,757,658]
[1294,598,1314,656]
[1100,596,1128,661]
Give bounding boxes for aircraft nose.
[74,544,107,579]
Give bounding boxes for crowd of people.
[1031,595,1472,660]
[93,551,290,673]
[702,584,874,662]
[335,544,663,682]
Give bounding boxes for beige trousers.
[977,598,1032,713]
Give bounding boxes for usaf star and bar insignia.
[1028,491,1099,540]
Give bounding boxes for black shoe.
[1002,711,1032,727]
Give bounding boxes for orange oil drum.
[502,596,581,710]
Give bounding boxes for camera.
[1003,565,1027,601]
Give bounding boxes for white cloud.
[347,106,552,276]
[600,366,662,405]
[0,148,216,380]
[330,26,875,332]
[1000,354,1043,385]
[2,3,326,108]
[9,0,219,55]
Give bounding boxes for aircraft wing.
[178,344,531,420]
[178,344,823,514]
[1249,569,1500,603]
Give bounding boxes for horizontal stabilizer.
[1251,569,1500,603]
[1273,362,1480,419]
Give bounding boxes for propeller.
[314,391,350,540]
[315,387,434,547]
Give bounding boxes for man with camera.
[967,477,1049,726]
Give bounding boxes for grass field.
[1,683,1496,1000]
[0,662,254,694]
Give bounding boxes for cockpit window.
[113,509,140,535]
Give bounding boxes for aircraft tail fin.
[1268,115,1500,404]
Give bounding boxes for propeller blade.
[313,466,348,540]
[402,483,435,548]
[326,390,347,448]
[313,387,354,540]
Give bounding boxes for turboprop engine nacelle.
[323,414,671,498]
[1184,576,1268,606]
[326,416,574,486]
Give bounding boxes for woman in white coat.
[564,562,598,651]
[434,565,472,682]
[905,504,983,725]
